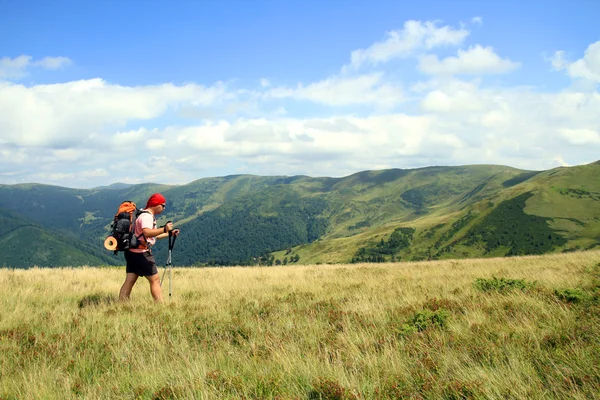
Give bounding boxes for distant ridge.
[1,161,599,268]
[92,182,133,190]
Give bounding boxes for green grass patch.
[554,288,590,303]
[406,308,450,333]
[474,277,535,293]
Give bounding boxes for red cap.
[146,193,166,208]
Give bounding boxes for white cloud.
[80,168,110,178]
[419,45,520,75]
[554,156,570,167]
[2,26,600,188]
[304,118,365,133]
[550,50,568,70]
[110,128,150,149]
[471,16,483,26]
[420,79,492,113]
[346,20,470,70]
[559,128,600,145]
[0,79,230,148]
[0,55,73,79]
[146,139,167,150]
[0,55,32,79]
[168,114,447,169]
[265,73,403,107]
[3,82,600,187]
[34,56,72,70]
[422,84,600,169]
[35,168,109,184]
[551,41,600,83]
[51,148,88,162]
[421,89,485,113]
[0,147,28,164]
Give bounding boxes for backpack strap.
[132,210,152,250]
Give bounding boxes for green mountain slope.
[318,165,528,238]
[150,177,329,266]
[1,161,599,268]
[0,207,115,268]
[290,161,599,264]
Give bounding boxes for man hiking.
[119,193,180,302]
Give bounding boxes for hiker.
[119,193,180,302]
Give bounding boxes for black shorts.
[124,251,158,276]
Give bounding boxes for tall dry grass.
[1,251,600,399]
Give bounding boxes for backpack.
[104,201,150,254]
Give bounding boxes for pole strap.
[168,231,177,251]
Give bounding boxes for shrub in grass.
[473,277,534,293]
[554,288,589,303]
[411,309,450,331]
[396,308,450,336]
[253,375,284,399]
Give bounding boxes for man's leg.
[146,274,163,302]
[119,273,139,301]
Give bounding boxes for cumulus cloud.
[417,79,600,170]
[0,146,28,165]
[0,55,72,79]
[35,168,109,185]
[345,20,470,70]
[0,79,230,148]
[154,114,450,171]
[419,45,521,75]
[3,83,600,187]
[550,50,568,70]
[51,148,88,162]
[551,41,600,83]
[559,128,600,145]
[34,56,72,70]
[0,55,32,79]
[420,80,487,112]
[146,139,167,150]
[265,73,403,107]
[2,25,600,188]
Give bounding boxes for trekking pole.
[160,230,177,298]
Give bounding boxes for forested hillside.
[1,161,599,268]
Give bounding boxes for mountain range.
[1,160,599,268]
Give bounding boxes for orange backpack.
[103,201,149,253]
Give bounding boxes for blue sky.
[1,0,599,188]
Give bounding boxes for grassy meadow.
[1,251,600,399]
